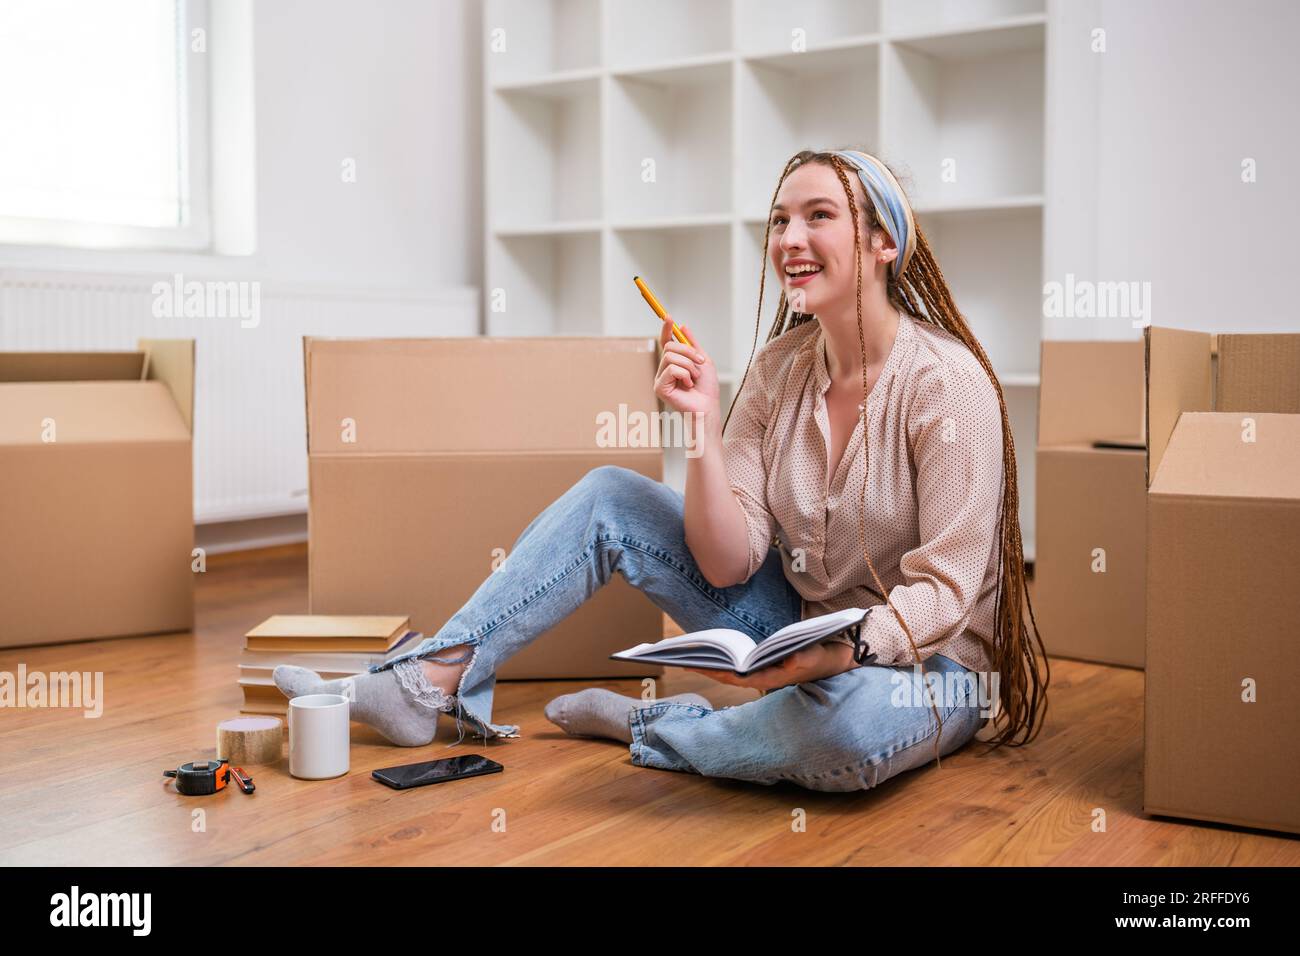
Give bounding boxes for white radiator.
[0,268,479,522]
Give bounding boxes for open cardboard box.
[303,337,665,680]
[1143,327,1300,835]
[0,340,195,647]
[1034,340,1148,668]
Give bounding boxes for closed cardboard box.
[1144,327,1300,835]
[1034,340,1147,667]
[0,340,195,647]
[304,337,665,680]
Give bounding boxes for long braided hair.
[724,148,1050,761]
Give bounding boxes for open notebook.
[611,607,875,675]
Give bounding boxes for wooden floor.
[1,544,1295,866]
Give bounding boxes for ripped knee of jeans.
[395,679,478,751]
[394,644,499,748]
[449,642,490,747]
[392,658,457,715]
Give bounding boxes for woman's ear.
[863,219,899,269]
[877,231,899,268]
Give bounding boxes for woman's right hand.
[654,314,720,420]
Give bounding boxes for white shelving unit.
[484,0,1051,559]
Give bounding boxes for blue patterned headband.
[831,150,916,277]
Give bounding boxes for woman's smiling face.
[768,161,893,318]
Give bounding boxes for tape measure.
[164,758,255,796]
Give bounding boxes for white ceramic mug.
[288,693,350,779]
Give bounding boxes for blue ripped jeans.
[370,464,988,792]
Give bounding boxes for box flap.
[1149,412,1300,501]
[1038,340,1145,447]
[0,351,145,383]
[304,337,661,454]
[140,338,195,434]
[1216,333,1300,414]
[0,381,191,446]
[1144,327,1213,487]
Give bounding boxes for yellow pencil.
[633,276,692,346]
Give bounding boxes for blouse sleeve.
[721,348,779,584]
[861,360,1004,666]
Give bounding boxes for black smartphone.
[371,754,503,790]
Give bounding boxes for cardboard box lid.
[1038,340,1146,447]
[1149,412,1300,501]
[1145,327,1214,487]
[140,338,195,434]
[0,381,191,446]
[1145,327,1300,487]
[0,338,194,437]
[304,336,662,454]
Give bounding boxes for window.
[0,0,210,250]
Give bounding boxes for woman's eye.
[812,210,830,220]
[771,216,787,227]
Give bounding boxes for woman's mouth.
[785,262,822,287]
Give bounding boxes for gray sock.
[544,688,712,744]
[273,660,455,747]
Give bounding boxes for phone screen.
[371,754,503,789]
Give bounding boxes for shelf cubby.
[607,62,733,223]
[882,0,1045,36]
[882,20,1045,208]
[607,223,733,376]
[487,230,603,336]
[484,0,602,85]
[736,0,882,56]
[737,43,881,221]
[917,205,1043,379]
[489,76,601,230]
[605,0,733,70]
[735,221,782,371]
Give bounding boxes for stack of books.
[239,615,419,715]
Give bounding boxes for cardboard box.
[0,340,195,647]
[1034,340,1148,667]
[304,337,665,680]
[1144,327,1300,835]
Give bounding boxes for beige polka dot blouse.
[722,310,1002,674]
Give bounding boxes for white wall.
[0,0,483,294]
[1046,0,1300,338]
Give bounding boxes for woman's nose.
[780,218,807,249]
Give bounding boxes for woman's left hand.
[682,642,854,692]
